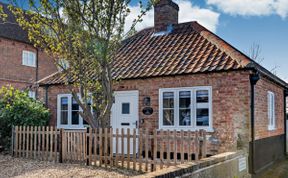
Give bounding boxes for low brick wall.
[135,151,250,178]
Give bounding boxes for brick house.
[0,2,57,95]
[36,0,287,175]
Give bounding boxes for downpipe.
[249,71,260,175]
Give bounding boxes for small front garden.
[0,86,50,152]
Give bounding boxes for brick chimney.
[154,0,179,32]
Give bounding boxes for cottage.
[36,0,287,175]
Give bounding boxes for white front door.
[111,91,139,154]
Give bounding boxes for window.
[60,97,68,125]
[196,90,209,126]
[28,90,36,99]
[122,103,130,114]
[57,59,69,71]
[179,91,191,126]
[159,87,212,131]
[72,98,80,125]
[22,51,36,67]
[163,92,174,126]
[57,94,91,129]
[268,91,275,130]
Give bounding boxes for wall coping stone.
[134,151,246,178]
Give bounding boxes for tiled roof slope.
[37,21,287,87]
[113,22,250,79]
[0,2,30,44]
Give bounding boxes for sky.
[2,0,288,81]
[127,0,288,81]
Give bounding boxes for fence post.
[11,126,15,156]
[86,127,90,166]
[202,130,207,158]
[199,129,207,159]
[152,129,157,171]
[59,128,64,163]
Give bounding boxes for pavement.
[258,159,288,178]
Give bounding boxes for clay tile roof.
[0,2,30,44]
[37,21,287,87]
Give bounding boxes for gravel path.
[0,154,140,178]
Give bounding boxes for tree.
[248,43,264,64]
[247,43,279,75]
[0,86,50,151]
[3,0,157,128]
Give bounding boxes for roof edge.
[36,71,61,85]
[192,21,288,89]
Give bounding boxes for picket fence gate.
[12,126,208,172]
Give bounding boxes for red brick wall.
[38,50,58,81]
[38,85,71,126]
[39,71,286,153]
[40,71,252,153]
[0,79,32,89]
[0,37,57,90]
[254,76,285,140]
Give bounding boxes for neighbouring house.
[34,0,287,175]
[0,2,58,96]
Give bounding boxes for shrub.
[0,86,50,151]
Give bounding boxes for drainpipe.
[284,89,288,155]
[35,48,39,98]
[44,85,49,107]
[249,71,260,175]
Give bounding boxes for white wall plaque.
[238,157,247,172]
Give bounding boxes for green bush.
[0,86,50,151]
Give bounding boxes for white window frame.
[57,59,69,71]
[22,50,36,67]
[57,94,91,129]
[28,90,36,99]
[267,91,276,131]
[159,86,213,131]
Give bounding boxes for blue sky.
[3,0,288,80]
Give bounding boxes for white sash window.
[22,50,36,67]
[267,91,276,130]
[57,94,91,129]
[159,87,212,131]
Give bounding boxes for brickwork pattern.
[254,77,285,140]
[0,37,57,90]
[41,71,252,154]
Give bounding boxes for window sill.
[22,64,36,68]
[158,127,214,133]
[268,126,276,131]
[57,125,86,130]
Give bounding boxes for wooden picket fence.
[12,126,59,162]
[12,126,208,172]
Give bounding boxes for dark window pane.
[122,103,130,114]
[179,91,191,108]
[179,109,191,126]
[61,97,68,110]
[72,98,79,110]
[61,111,68,125]
[72,111,79,125]
[163,92,174,108]
[196,108,209,126]
[163,109,174,126]
[87,97,92,110]
[196,90,209,103]
[83,119,88,125]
